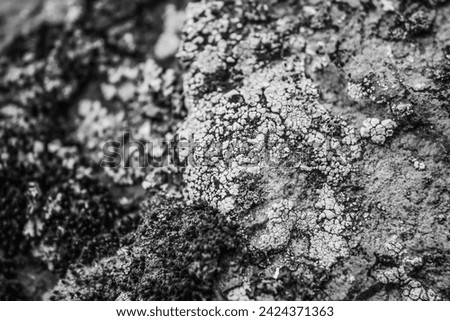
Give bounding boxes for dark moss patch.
[52,197,242,300]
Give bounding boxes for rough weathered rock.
[2,0,450,301]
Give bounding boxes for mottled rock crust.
[1,0,450,301]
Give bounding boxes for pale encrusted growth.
[390,102,413,118]
[360,118,397,145]
[315,184,344,220]
[177,1,362,269]
[372,239,441,301]
[154,4,185,60]
[178,2,361,214]
[75,57,179,185]
[413,159,426,171]
[250,199,296,252]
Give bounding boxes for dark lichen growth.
[0,102,137,293]
[51,197,241,300]
[0,0,166,299]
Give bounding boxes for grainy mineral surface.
[1,0,450,301]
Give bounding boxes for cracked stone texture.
[1,0,450,301]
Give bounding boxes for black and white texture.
[1,0,450,301]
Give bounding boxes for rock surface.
[1,0,450,301]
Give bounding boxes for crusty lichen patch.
[177,1,363,274]
[4,0,450,301]
[175,0,450,300]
